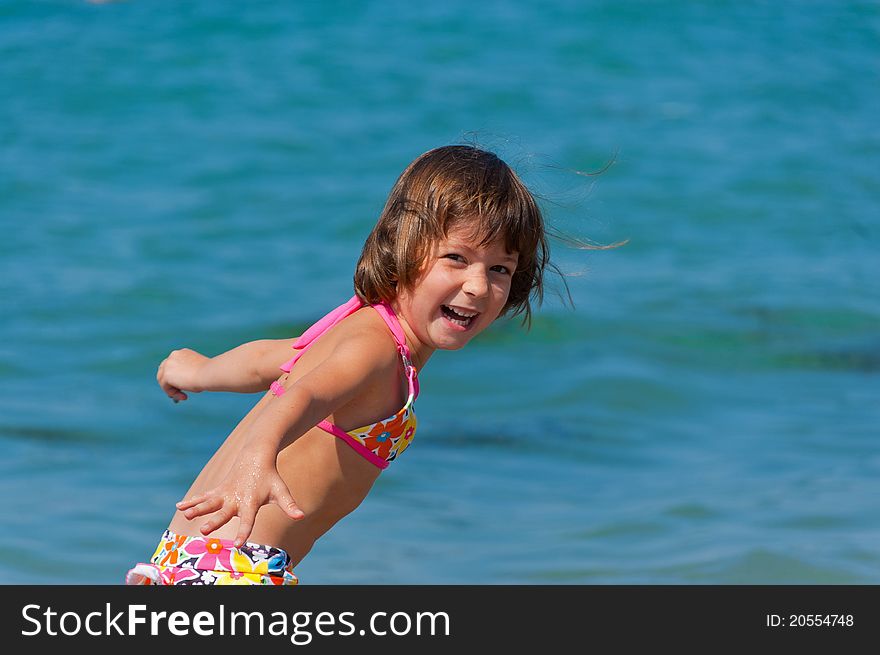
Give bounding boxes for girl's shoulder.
[295,307,406,419]
[299,306,400,374]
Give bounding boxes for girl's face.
[394,225,519,360]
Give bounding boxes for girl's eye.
[444,254,465,263]
[491,265,511,275]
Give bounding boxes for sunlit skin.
[166,226,518,566]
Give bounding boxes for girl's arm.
[157,338,297,400]
[175,327,398,547]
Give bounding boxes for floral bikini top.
[269,295,419,470]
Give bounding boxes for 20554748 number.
[788,614,853,627]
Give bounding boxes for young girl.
[126,145,552,585]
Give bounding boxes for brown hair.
[354,145,552,326]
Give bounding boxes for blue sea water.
[0,0,878,584]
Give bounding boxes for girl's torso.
[167,303,417,564]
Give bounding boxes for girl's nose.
[462,269,489,298]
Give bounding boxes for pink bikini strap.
[278,295,420,402]
[372,300,420,402]
[279,296,364,373]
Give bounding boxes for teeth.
[442,305,477,326]
[445,305,478,318]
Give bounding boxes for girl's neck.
[389,301,434,372]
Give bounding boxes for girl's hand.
[175,450,305,547]
[157,348,209,402]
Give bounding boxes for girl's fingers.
[200,508,233,536]
[234,509,256,548]
[182,496,222,520]
[160,381,180,399]
[273,484,304,520]
[176,492,208,511]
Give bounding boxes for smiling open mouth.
[441,305,479,328]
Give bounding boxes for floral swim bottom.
[125,529,298,586]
